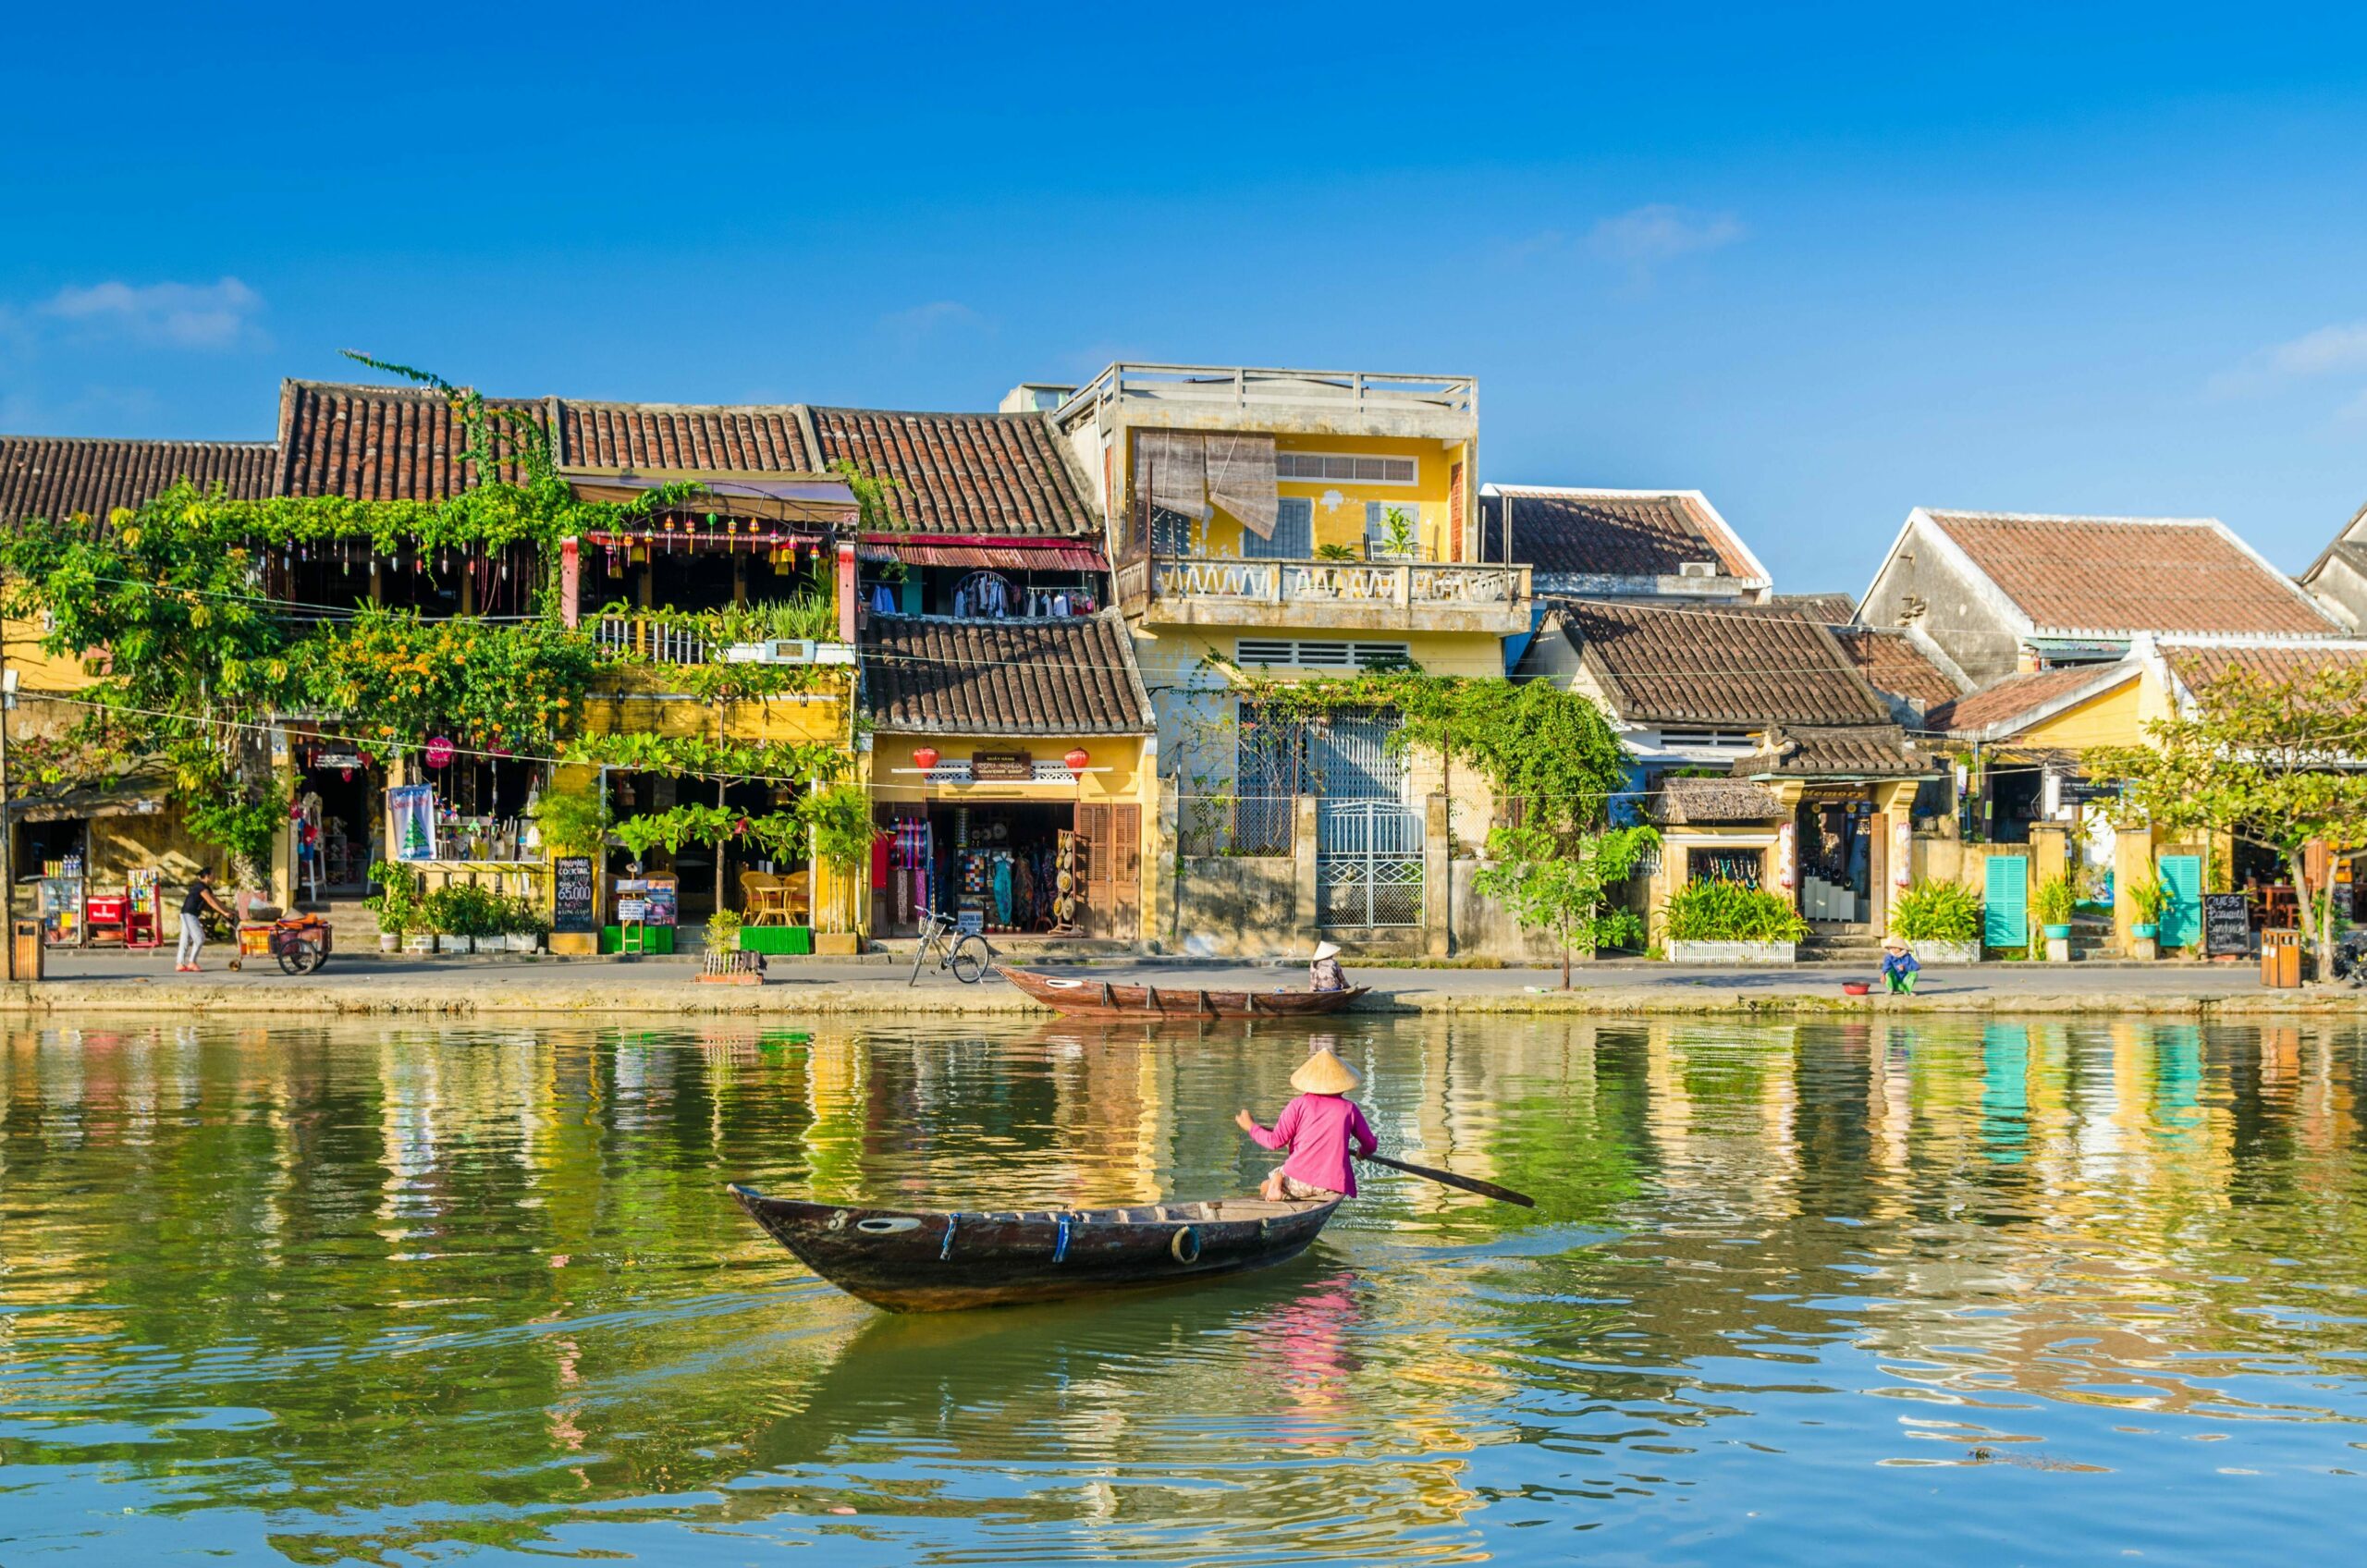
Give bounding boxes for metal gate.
[1318,800,1425,927]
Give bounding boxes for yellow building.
[860,612,1157,943]
[1045,364,1527,954]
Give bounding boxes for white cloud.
[1586,204,1747,267]
[37,276,264,349]
[879,300,985,348]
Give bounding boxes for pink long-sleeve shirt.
[1246,1092,1378,1197]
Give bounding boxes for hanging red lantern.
[1064,747,1091,777]
[340,766,355,782]
[424,736,456,769]
[913,745,940,772]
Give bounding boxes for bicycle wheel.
[276,936,325,976]
[950,937,990,984]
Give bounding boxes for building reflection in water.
[3,1015,2366,1562]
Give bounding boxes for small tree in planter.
[1889,881,1982,962]
[366,861,423,952]
[1472,819,1659,988]
[2123,872,2167,942]
[2033,872,2079,937]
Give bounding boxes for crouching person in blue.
[1880,934,1919,994]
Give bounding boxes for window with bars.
[1276,451,1418,484]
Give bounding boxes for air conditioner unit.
[1676,561,1719,578]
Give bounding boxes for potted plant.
[1660,878,1809,964]
[2034,873,2079,939]
[500,892,548,953]
[365,860,421,953]
[705,907,742,954]
[1889,880,1983,964]
[2124,872,2166,941]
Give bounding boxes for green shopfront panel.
[2159,854,2201,949]
[1983,854,2028,949]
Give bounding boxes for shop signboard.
[552,856,596,934]
[388,785,437,863]
[2202,893,2251,956]
[972,750,1034,781]
[643,879,679,927]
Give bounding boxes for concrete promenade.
[3,948,2361,1020]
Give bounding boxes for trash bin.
[2261,927,2302,988]
[12,919,43,982]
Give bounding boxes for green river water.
[2,1016,2363,1564]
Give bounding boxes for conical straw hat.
[1291,1046,1360,1096]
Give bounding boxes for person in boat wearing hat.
[1234,1046,1379,1202]
[1880,934,1920,994]
[1307,940,1350,993]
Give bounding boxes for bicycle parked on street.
[910,907,992,986]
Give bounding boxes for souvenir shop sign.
[388,785,437,863]
[971,750,1034,782]
[552,856,596,935]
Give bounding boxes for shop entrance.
[294,757,382,900]
[874,800,1139,940]
[1797,791,1875,924]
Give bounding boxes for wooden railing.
[592,615,715,665]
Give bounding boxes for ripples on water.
[1,1018,2363,1564]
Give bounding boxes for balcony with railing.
[588,611,856,669]
[1058,362,1478,441]
[1131,554,1530,634]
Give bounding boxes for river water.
[2,1017,2363,1565]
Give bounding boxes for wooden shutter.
[1077,803,1112,937]
[1110,804,1140,939]
[2159,854,2201,949]
[1982,855,2028,949]
[1449,459,1466,561]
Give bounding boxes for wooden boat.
[730,1184,1342,1311]
[998,964,1368,1020]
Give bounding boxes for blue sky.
[6,3,2367,591]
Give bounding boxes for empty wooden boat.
[729,1184,1342,1311]
[999,964,1367,1020]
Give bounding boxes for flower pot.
[2042,923,2073,939]
[379,932,399,952]
[2131,922,2158,940]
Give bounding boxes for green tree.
[2089,663,2367,974]
[1473,818,1660,987]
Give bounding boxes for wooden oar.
[1356,1151,1536,1208]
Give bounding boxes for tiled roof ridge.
[560,397,809,412]
[1923,506,2223,527]
[0,431,276,448]
[808,403,1061,423]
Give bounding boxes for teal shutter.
[2159,855,2201,949]
[1983,855,2029,949]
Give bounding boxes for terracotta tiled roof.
[1649,775,1781,825]
[861,611,1153,735]
[1483,486,1762,581]
[1833,628,1964,711]
[1563,600,1891,727]
[1732,724,1930,778]
[810,408,1094,537]
[1772,592,1856,625]
[1923,663,2132,737]
[277,380,541,499]
[1,435,276,525]
[558,402,814,472]
[1923,509,2336,636]
[2160,640,2367,693]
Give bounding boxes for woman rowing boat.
[1234,1045,1378,1203]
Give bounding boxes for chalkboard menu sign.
[2202,892,2251,955]
[552,856,596,934]
[2334,882,2354,924]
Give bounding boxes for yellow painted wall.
[1134,626,1512,688]
[868,733,1148,805]
[1131,432,1475,563]
[580,678,853,748]
[2,618,101,692]
[2013,675,2146,750]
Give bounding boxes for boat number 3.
[855,1217,922,1235]
[1170,1226,1201,1265]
